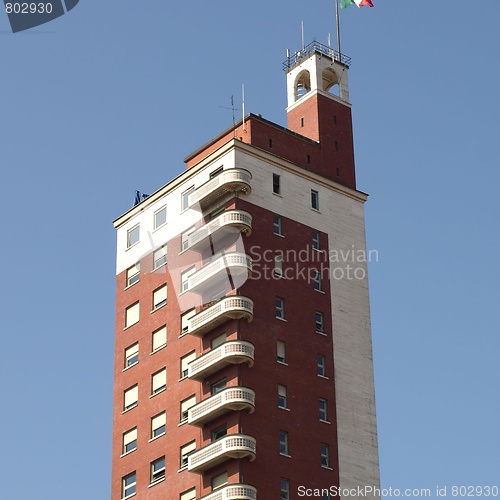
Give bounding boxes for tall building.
[112,41,379,500]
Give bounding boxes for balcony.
[187,296,253,337]
[188,168,252,210]
[188,387,255,426]
[199,484,257,500]
[188,341,255,380]
[187,253,252,294]
[188,434,256,474]
[187,210,252,252]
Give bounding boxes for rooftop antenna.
[301,20,305,50]
[328,32,331,48]
[335,0,341,56]
[242,84,246,132]
[219,96,239,136]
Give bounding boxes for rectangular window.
[210,166,224,178]
[181,186,195,211]
[181,226,195,252]
[180,395,196,423]
[151,412,166,439]
[123,428,137,454]
[122,472,136,499]
[279,430,289,455]
[154,206,167,230]
[152,325,167,351]
[278,385,287,408]
[151,456,166,483]
[181,308,196,334]
[180,351,196,378]
[126,263,140,287]
[127,225,140,248]
[211,332,227,349]
[317,355,326,377]
[152,368,166,395]
[312,230,321,250]
[319,398,328,421]
[315,312,325,333]
[181,488,197,500]
[181,266,196,293]
[274,255,283,277]
[125,302,140,328]
[212,472,228,491]
[281,479,290,500]
[311,189,320,210]
[180,441,196,468]
[313,269,322,291]
[321,443,330,468]
[153,284,167,310]
[211,378,227,395]
[210,205,226,220]
[276,297,285,320]
[154,245,167,269]
[124,385,138,411]
[211,424,227,442]
[273,173,281,194]
[124,343,139,368]
[273,215,282,235]
[277,340,286,363]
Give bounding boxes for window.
[180,441,196,468]
[151,368,166,395]
[317,355,326,377]
[279,431,289,455]
[180,351,196,378]
[127,225,139,248]
[180,309,196,334]
[180,488,197,500]
[321,443,330,468]
[273,214,282,235]
[124,385,138,411]
[277,340,286,363]
[211,378,227,395]
[278,385,287,409]
[151,456,166,483]
[124,343,139,368]
[181,226,195,252]
[315,312,324,333]
[312,230,320,251]
[210,166,224,178]
[151,412,166,439]
[180,395,196,423]
[212,424,227,441]
[273,173,281,194]
[126,263,140,287]
[319,398,328,421]
[211,332,227,349]
[276,297,285,320]
[181,186,195,211]
[152,284,167,310]
[153,245,167,269]
[125,302,139,328]
[122,472,136,499]
[123,428,137,454]
[212,472,228,491]
[274,255,283,278]
[311,189,320,210]
[152,325,167,351]
[210,205,225,220]
[281,479,290,500]
[313,269,322,291]
[181,266,196,293]
[301,117,304,127]
[154,206,167,229]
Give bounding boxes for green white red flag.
[340,0,374,9]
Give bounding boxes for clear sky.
[0,1,499,499]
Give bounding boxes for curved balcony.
[187,210,252,252]
[199,484,257,500]
[188,341,255,380]
[187,253,252,294]
[188,387,255,427]
[188,169,252,210]
[187,296,253,337]
[188,434,256,474]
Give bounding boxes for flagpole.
[335,0,341,58]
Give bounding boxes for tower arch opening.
[322,67,340,96]
[294,70,311,101]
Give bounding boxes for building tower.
[112,41,379,500]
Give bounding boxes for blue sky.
[0,1,499,499]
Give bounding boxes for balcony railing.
[188,341,255,380]
[187,296,253,337]
[189,169,252,210]
[188,387,255,426]
[187,210,252,252]
[188,434,256,474]
[198,484,257,500]
[187,253,252,294]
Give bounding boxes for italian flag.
[340,0,374,9]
